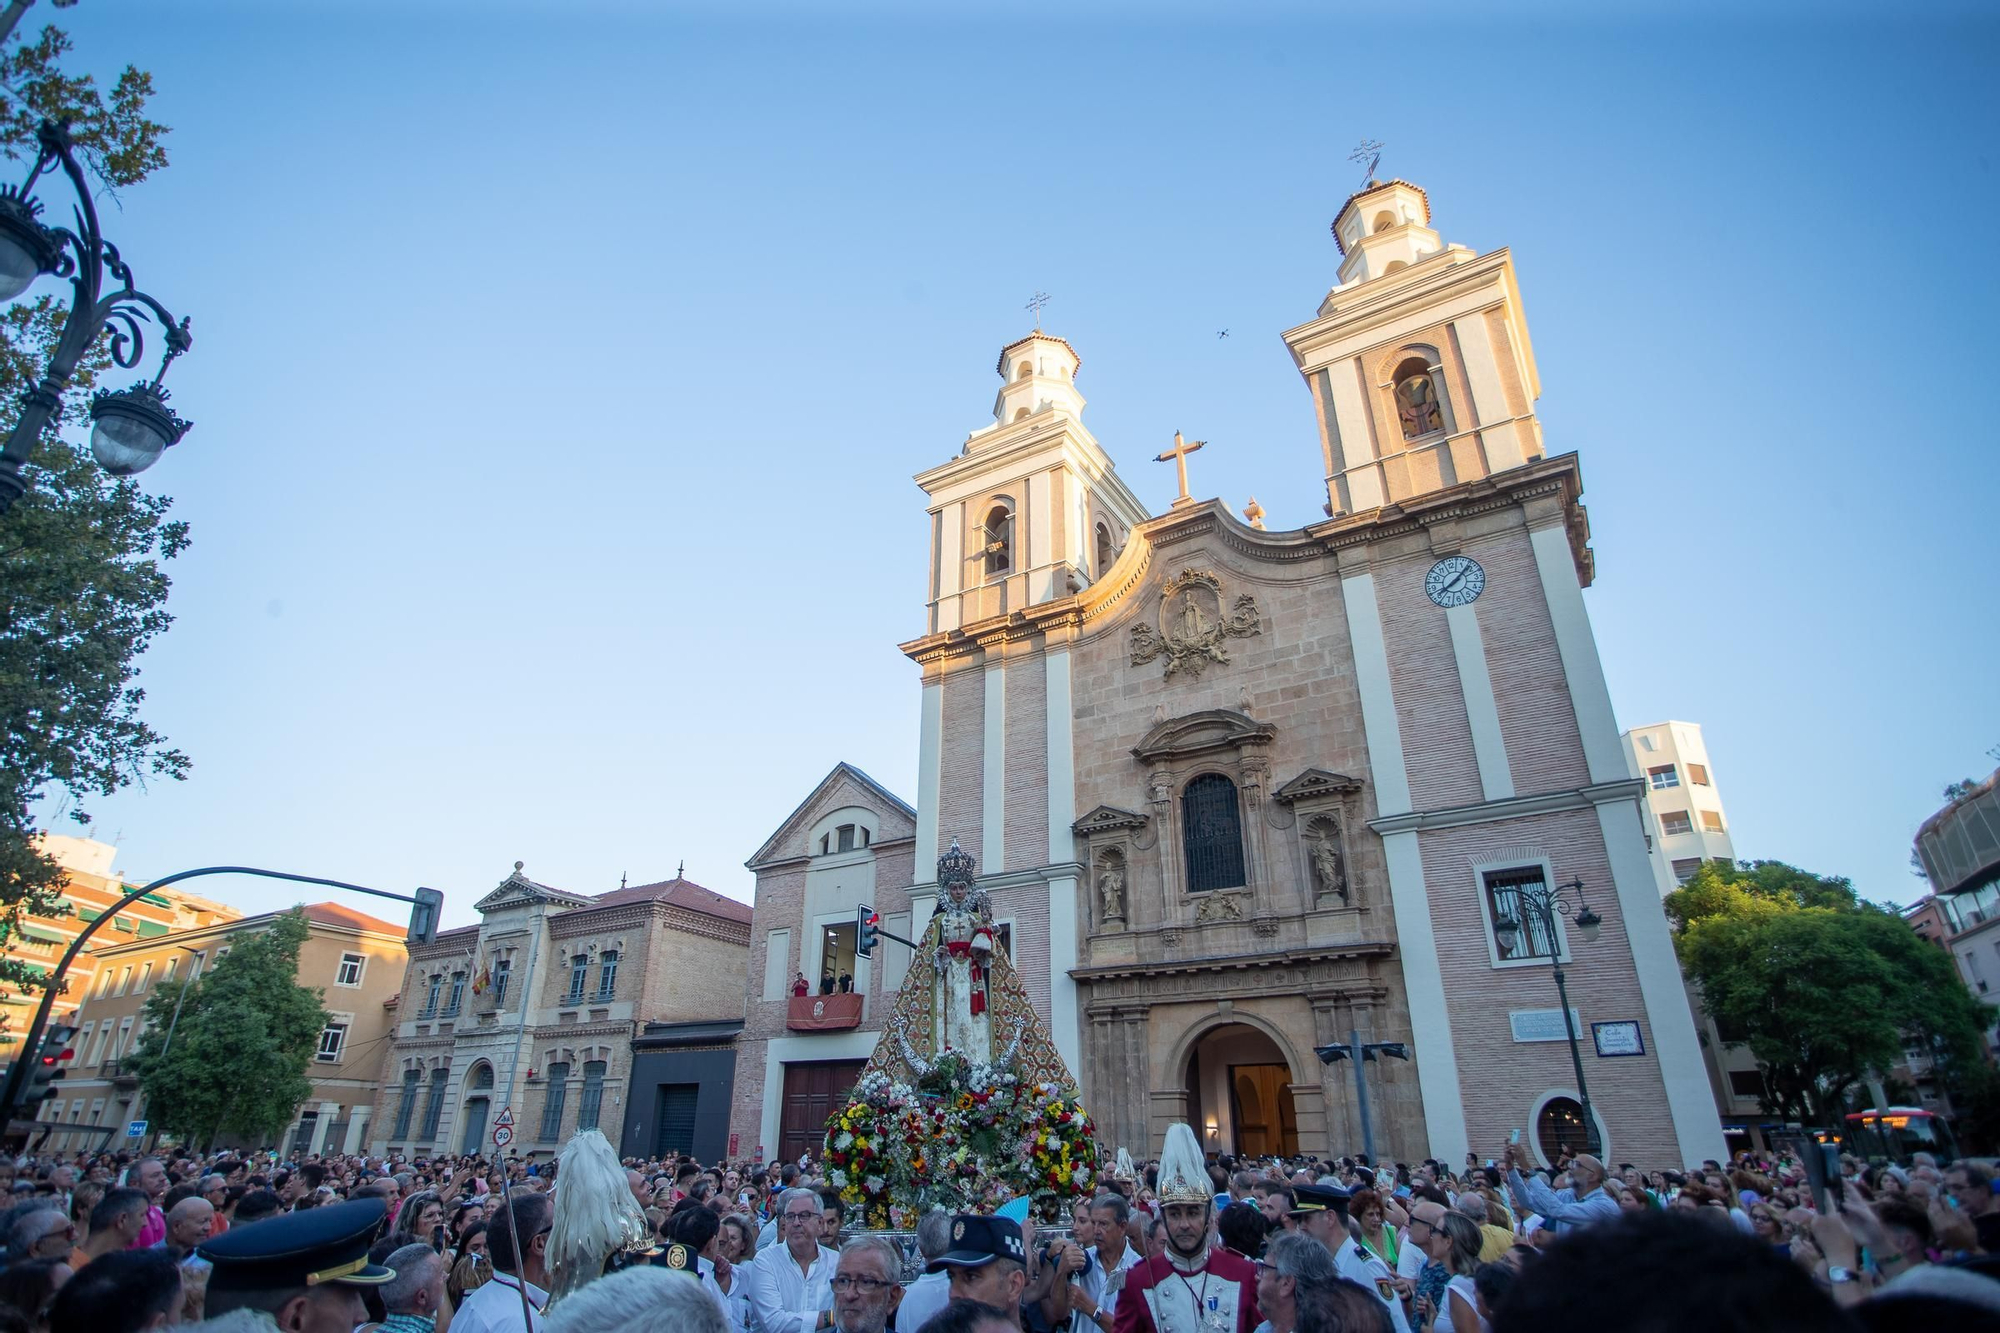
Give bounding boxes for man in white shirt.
[675,1202,751,1329]
[749,1186,839,1333]
[1070,1193,1142,1333]
[456,1191,552,1333]
[896,1210,954,1333]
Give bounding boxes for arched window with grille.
[1182,774,1248,893]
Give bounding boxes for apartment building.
[1621,722,1736,891]
[40,902,408,1152]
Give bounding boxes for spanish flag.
[472,965,491,995]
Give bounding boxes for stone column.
[1311,996,1354,1151]
[1240,756,1275,917]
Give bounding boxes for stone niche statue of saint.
[1096,861,1125,921]
[1309,822,1348,904]
[932,841,995,1063]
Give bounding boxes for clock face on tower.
[1424,556,1486,608]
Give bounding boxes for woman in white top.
[1415,1213,1484,1333]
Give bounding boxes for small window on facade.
[597,950,619,999]
[445,972,466,1014]
[1095,522,1113,575]
[1016,361,1032,380]
[1728,1070,1764,1098]
[567,954,589,1003]
[1659,811,1693,837]
[836,825,856,853]
[135,961,152,993]
[539,1062,570,1141]
[336,953,365,986]
[1647,765,1679,790]
[316,1024,346,1063]
[1373,210,1398,232]
[420,1068,448,1140]
[1699,810,1725,834]
[161,957,178,986]
[860,827,870,848]
[820,924,857,993]
[424,973,443,1016]
[115,966,132,996]
[1484,866,1557,962]
[578,1060,607,1131]
[493,959,511,1007]
[1687,763,1711,786]
[819,834,829,855]
[1392,356,1446,439]
[1182,774,1248,893]
[391,1069,421,1139]
[1671,858,1702,884]
[983,505,1013,575]
[1534,1096,1592,1162]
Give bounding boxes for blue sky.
[29,1,1998,927]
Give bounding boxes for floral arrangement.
[824,1058,1099,1227]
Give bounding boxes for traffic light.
[22,1025,75,1106]
[856,905,879,959]
[407,887,444,946]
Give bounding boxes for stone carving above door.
[1130,568,1262,680]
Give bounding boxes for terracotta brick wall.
[1003,663,1049,871]
[939,668,985,862]
[1376,553,1487,811]
[1474,526,1591,795]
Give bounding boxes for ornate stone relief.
[1130,568,1262,680]
[1192,892,1245,924]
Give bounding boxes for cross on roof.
[1349,138,1384,186]
[1025,291,1050,330]
[1155,430,1206,509]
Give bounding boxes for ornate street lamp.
[0,118,192,515]
[1492,875,1605,1154]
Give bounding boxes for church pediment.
[1131,709,1276,764]
[1072,805,1150,836]
[1273,768,1366,805]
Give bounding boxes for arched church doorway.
[1185,1023,1299,1158]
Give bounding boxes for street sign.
[126,1120,147,1138]
[492,1124,513,1149]
[494,1106,515,1128]
[728,1132,739,1158]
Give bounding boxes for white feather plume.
[545,1129,652,1310]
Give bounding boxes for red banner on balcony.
[788,991,863,1031]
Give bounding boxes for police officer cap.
[925,1214,1027,1273]
[197,1197,396,1293]
[1287,1183,1351,1216]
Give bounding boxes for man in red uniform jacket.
[1113,1125,1260,1333]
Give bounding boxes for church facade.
[734,178,1722,1170]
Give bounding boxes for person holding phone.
[1501,1142,1618,1235]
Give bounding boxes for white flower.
[829,1169,848,1187]
[835,1132,855,1149]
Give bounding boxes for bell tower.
[1284,179,1547,516]
[914,330,1149,636]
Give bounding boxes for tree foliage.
[124,910,328,1148]
[0,27,180,1010]
[1667,861,1994,1134]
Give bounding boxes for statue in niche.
[1309,821,1349,904]
[1096,862,1125,920]
[1396,371,1444,438]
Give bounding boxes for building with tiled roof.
[369,861,750,1163]
[40,892,408,1154]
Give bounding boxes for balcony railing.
[787,992,862,1032]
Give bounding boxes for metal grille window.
[391,1069,420,1139]
[1182,774,1247,893]
[539,1062,569,1141]
[578,1060,607,1131]
[419,1068,448,1140]
[596,951,619,1000]
[567,955,589,1003]
[1485,866,1556,961]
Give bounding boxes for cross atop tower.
[1349,138,1383,185]
[1025,290,1050,330]
[1156,429,1205,509]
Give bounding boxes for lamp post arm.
[0,128,102,488]
[0,863,416,1132]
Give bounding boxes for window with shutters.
[539,1062,570,1141]
[391,1069,420,1139]
[1699,810,1725,834]
[567,955,589,1004]
[1659,811,1693,837]
[419,1068,448,1140]
[596,951,619,1000]
[1687,763,1711,786]
[578,1060,607,1131]
[1671,858,1703,884]
[1647,765,1679,790]
[1181,774,1247,893]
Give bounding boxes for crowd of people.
[0,1127,1989,1333]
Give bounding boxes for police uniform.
[196,1197,396,1315]
[1286,1186,1410,1333]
